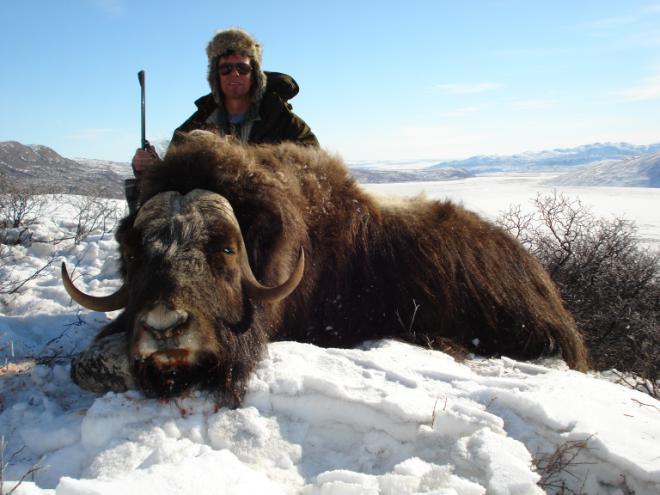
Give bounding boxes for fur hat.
[206,28,267,106]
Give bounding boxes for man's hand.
[131,145,160,174]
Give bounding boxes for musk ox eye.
[122,247,136,264]
[223,247,235,255]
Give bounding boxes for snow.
[366,173,660,249]
[1,177,659,495]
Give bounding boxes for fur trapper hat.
[206,28,267,106]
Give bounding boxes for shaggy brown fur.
[95,131,589,400]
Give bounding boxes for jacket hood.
[206,28,268,107]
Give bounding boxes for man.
[128,28,318,208]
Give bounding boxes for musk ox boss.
[64,131,589,403]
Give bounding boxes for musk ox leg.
[423,336,471,361]
[70,332,135,393]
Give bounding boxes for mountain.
[427,142,660,173]
[3,140,660,192]
[546,151,660,188]
[0,141,130,198]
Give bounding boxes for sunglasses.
[218,62,252,76]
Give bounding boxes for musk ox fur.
[64,131,589,403]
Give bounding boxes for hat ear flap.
[208,56,222,105]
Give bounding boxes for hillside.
[546,152,660,188]
[0,141,130,198]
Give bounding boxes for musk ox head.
[63,188,304,400]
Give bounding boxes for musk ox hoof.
[71,333,135,393]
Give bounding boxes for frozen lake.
[364,172,660,248]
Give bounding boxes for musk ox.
[64,131,589,403]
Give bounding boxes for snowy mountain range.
[425,141,660,173]
[352,142,660,187]
[1,140,659,196]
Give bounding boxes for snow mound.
[2,341,659,495]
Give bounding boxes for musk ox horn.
[189,190,304,302]
[61,263,128,312]
[241,248,305,302]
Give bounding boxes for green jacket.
[173,72,318,147]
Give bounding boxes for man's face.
[218,54,253,100]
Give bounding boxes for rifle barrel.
[138,70,146,149]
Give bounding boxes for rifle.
[125,69,149,212]
[138,70,148,150]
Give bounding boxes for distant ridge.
[2,140,660,192]
[546,151,660,188]
[425,142,660,173]
[346,142,660,185]
[0,141,130,198]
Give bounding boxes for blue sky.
[1,0,660,162]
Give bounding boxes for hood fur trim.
[206,28,267,107]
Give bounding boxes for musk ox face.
[62,189,304,399]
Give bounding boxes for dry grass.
[533,436,594,494]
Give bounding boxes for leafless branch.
[0,436,43,495]
[0,254,57,295]
[497,192,660,392]
[534,436,596,494]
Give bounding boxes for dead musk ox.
[64,131,589,403]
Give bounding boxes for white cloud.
[436,83,501,95]
[439,106,482,118]
[511,99,555,110]
[613,74,660,101]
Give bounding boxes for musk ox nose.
[140,302,189,339]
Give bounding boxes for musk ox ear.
[61,263,128,312]
[241,248,305,303]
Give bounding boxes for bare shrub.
[498,192,660,385]
[53,195,123,245]
[0,176,56,296]
[0,436,42,495]
[534,436,637,494]
[533,436,593,494]
[0,254,56,296]
[0,175,48,235]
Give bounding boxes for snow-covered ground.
[366,173,660,248]
[1,175,659,495]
